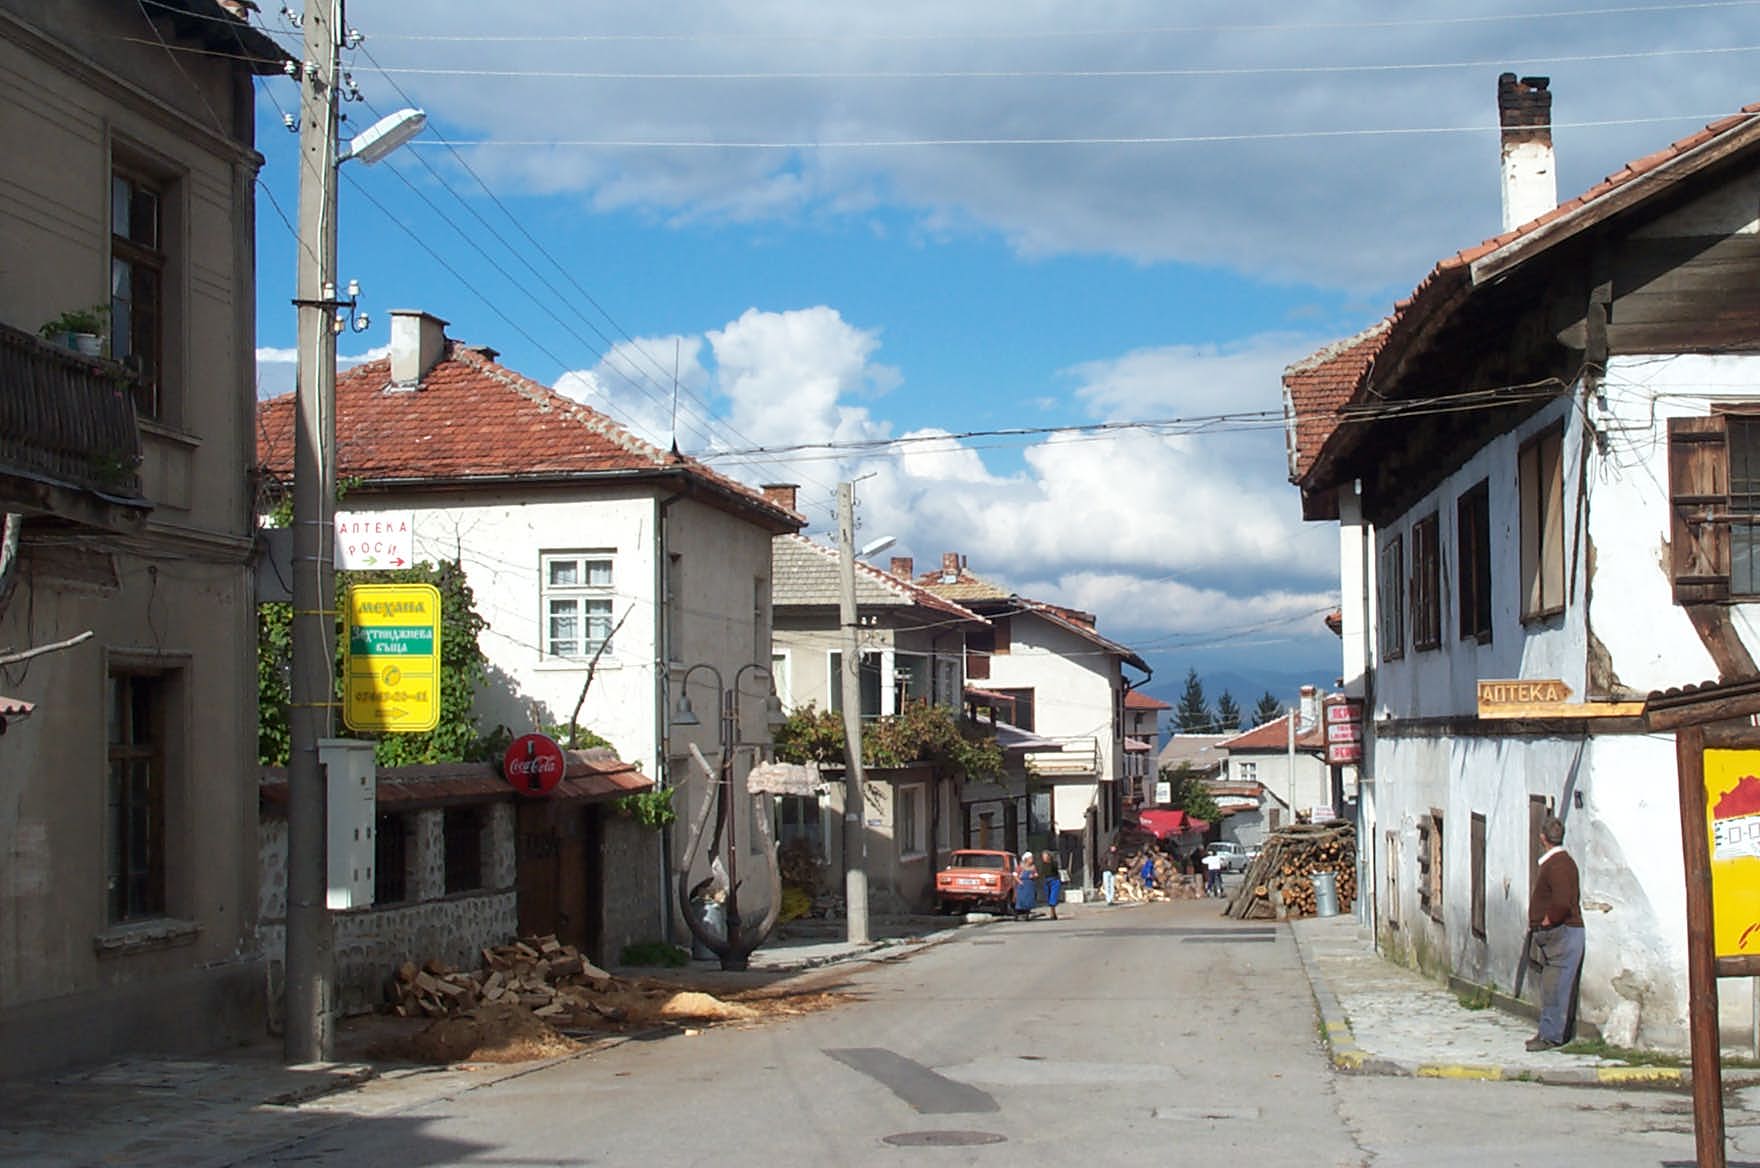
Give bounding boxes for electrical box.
[321,738,377,909]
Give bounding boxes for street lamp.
[672,662,781,971]
[283,2,423,1066]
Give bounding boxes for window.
[770,651,792,710]
[111,167,167,420]
[1377,535,1405,660]
[933,656,960,707]
[1470,812,1487,939]
[895,653,930,709]
[897,785,924,856]
[828,650,883,718]
[1665,412,1760,602]
[1417,810,1444,922]
[1237,761,1258,783]
[1519,426,1566,619]
[992,687,1035,732]
[1386,830,1400,930]
[776,795,822,852]
[375,812,408,904]
[444,807,483,894]
[1411,514,1441,651]
[542,551,613,658]
[107,670,168,921]
[965,627,994,680]
[1457,482,1492,643]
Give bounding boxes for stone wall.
[598,812,663,966]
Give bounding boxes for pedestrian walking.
[1202,848,1227,898]
[1014,851,1038,918]
[1102,844,1119,905]
[1525,815,1585,1051]
[1039,850,1062,919]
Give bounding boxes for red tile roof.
[256,342,801,532]
[1221,713,1324,753]
[1124,690,1170,710]
[260,751,651,807]
[772,534,987,624]
[1297,102,1760,495]
[1283,319,1390,486]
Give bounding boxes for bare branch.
[0,629,94,668]
[566,607,632,747]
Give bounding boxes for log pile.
[1224,822,1357,921]
[390,934,627,1024]
[1113,845,1204,902]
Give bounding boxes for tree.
[1176,668,1213,733]
[1252,691,1285,727]
[1161,762,1221,824]
[774,699,1003,782]
[1215,690,1242,733]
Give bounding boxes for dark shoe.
[1525,1036,1560,1052]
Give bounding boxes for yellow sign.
[343,583,441,733]
[1476,678,1646,720]
[1705,749,1760,959]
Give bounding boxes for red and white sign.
[334,510,414,571]
[503,732,565,797]
[1322,696,1365,766]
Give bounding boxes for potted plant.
[39,305,108,357]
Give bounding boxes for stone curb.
[1286,919,1760,1091]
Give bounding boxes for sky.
[245,0,1760,709]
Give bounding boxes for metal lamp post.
[673,662,778,971]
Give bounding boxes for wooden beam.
[1476,700,1645,720]
[1714,954,1760,978]
[1676,723,1726,1168]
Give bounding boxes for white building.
[1286,75,1760,1050]
[258,311,803,951]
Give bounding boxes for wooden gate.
[516,801,604,955]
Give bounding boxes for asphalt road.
[268,898,1723,1167]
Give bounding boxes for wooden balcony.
[0,322,149,531]
[1025,736,1100,779]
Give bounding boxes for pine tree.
[1215,690,1242,733]
[1252,691,1285,727]
[1177,668,1213,733]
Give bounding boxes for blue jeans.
[1535,924,1585,1043]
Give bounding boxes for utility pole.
[285,0,343,1064]
[1287,695,1297,825]
[836,482,870,944]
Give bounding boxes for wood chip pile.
[1113,846,1204,902]
[1224,822,1357,920]
[391,934,627,1025]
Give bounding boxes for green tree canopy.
[1176,668,1213,733]
[1252,691,1285,727]
[1215,690,1242,733]
[1161,762,1221,824]
[774,700,1002,781]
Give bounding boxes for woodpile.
[390,934,628,1025]
[1225,822,1357,921]
[1113,845,1204,902]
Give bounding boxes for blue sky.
[249,1,1760,707]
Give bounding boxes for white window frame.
[897,783,925,858]
[541,550,614,659]
[1238,760,1258,783]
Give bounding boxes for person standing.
[1039,850,1063,920]
[1103,844,1119,906]
[1202,848,1227,898]
[1014,851,1038,918]
[1526,815,1585,1051]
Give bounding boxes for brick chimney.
[940,552,963,583]
[389,310,449,388]
[890,555,913,580]
[761,483,798,512]
[1498,73,1556,232]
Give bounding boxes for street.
[251,898,1726,1168]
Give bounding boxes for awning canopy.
[1123,736,1152,753]
[1137,808,1210,839]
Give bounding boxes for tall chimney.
[761,483,799,512]
[1299,685,1321,733]
[940,552,962,583]
[389,310,449,387]
[1498,73,1557,232]
[890,555,913,581]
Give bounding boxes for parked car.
[1206,841,1258,874]
[935,849,1021,915]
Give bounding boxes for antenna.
[670,337,681,453]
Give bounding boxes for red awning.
[1137,808,1210,839]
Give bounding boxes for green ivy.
[773,699,1002,782]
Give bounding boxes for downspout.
[655,489,685,943]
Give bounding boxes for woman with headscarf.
[1014,851,1038,917]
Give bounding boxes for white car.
[1205,841,1259,874]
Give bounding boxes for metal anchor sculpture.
[675,743,782,971]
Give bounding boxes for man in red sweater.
[1526,815,1585,1051]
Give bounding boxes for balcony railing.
[1025,736,1100,778]
[0,321,148,529]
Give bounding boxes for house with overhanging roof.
[258,310,803,960]
[914,552,1151,892]
[1121,688,1170,808]
[1285,73,1760,1050]
[768,532,988,910]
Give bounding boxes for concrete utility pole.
[285,0,344,1064]
[836,482,870,944]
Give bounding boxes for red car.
[935,849,1022,915]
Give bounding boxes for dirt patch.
[399,1002,583,1064]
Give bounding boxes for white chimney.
[1298,685,1321,733]
[1499,73,1557,232]
[389,310,449,388]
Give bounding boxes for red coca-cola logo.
[503,733,565,797]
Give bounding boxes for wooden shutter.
[1668,415,1731,603]
[992,616,1011,655]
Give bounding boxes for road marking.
[824,1048,1000,1115]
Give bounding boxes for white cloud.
[255,343,390,399]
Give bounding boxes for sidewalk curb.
[1288,917,1760,1091]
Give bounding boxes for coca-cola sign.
[503,733,565,797]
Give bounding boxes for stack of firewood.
[1114,847,1204,902]
[390,934,623,1022]
[1224,822,1356,920]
